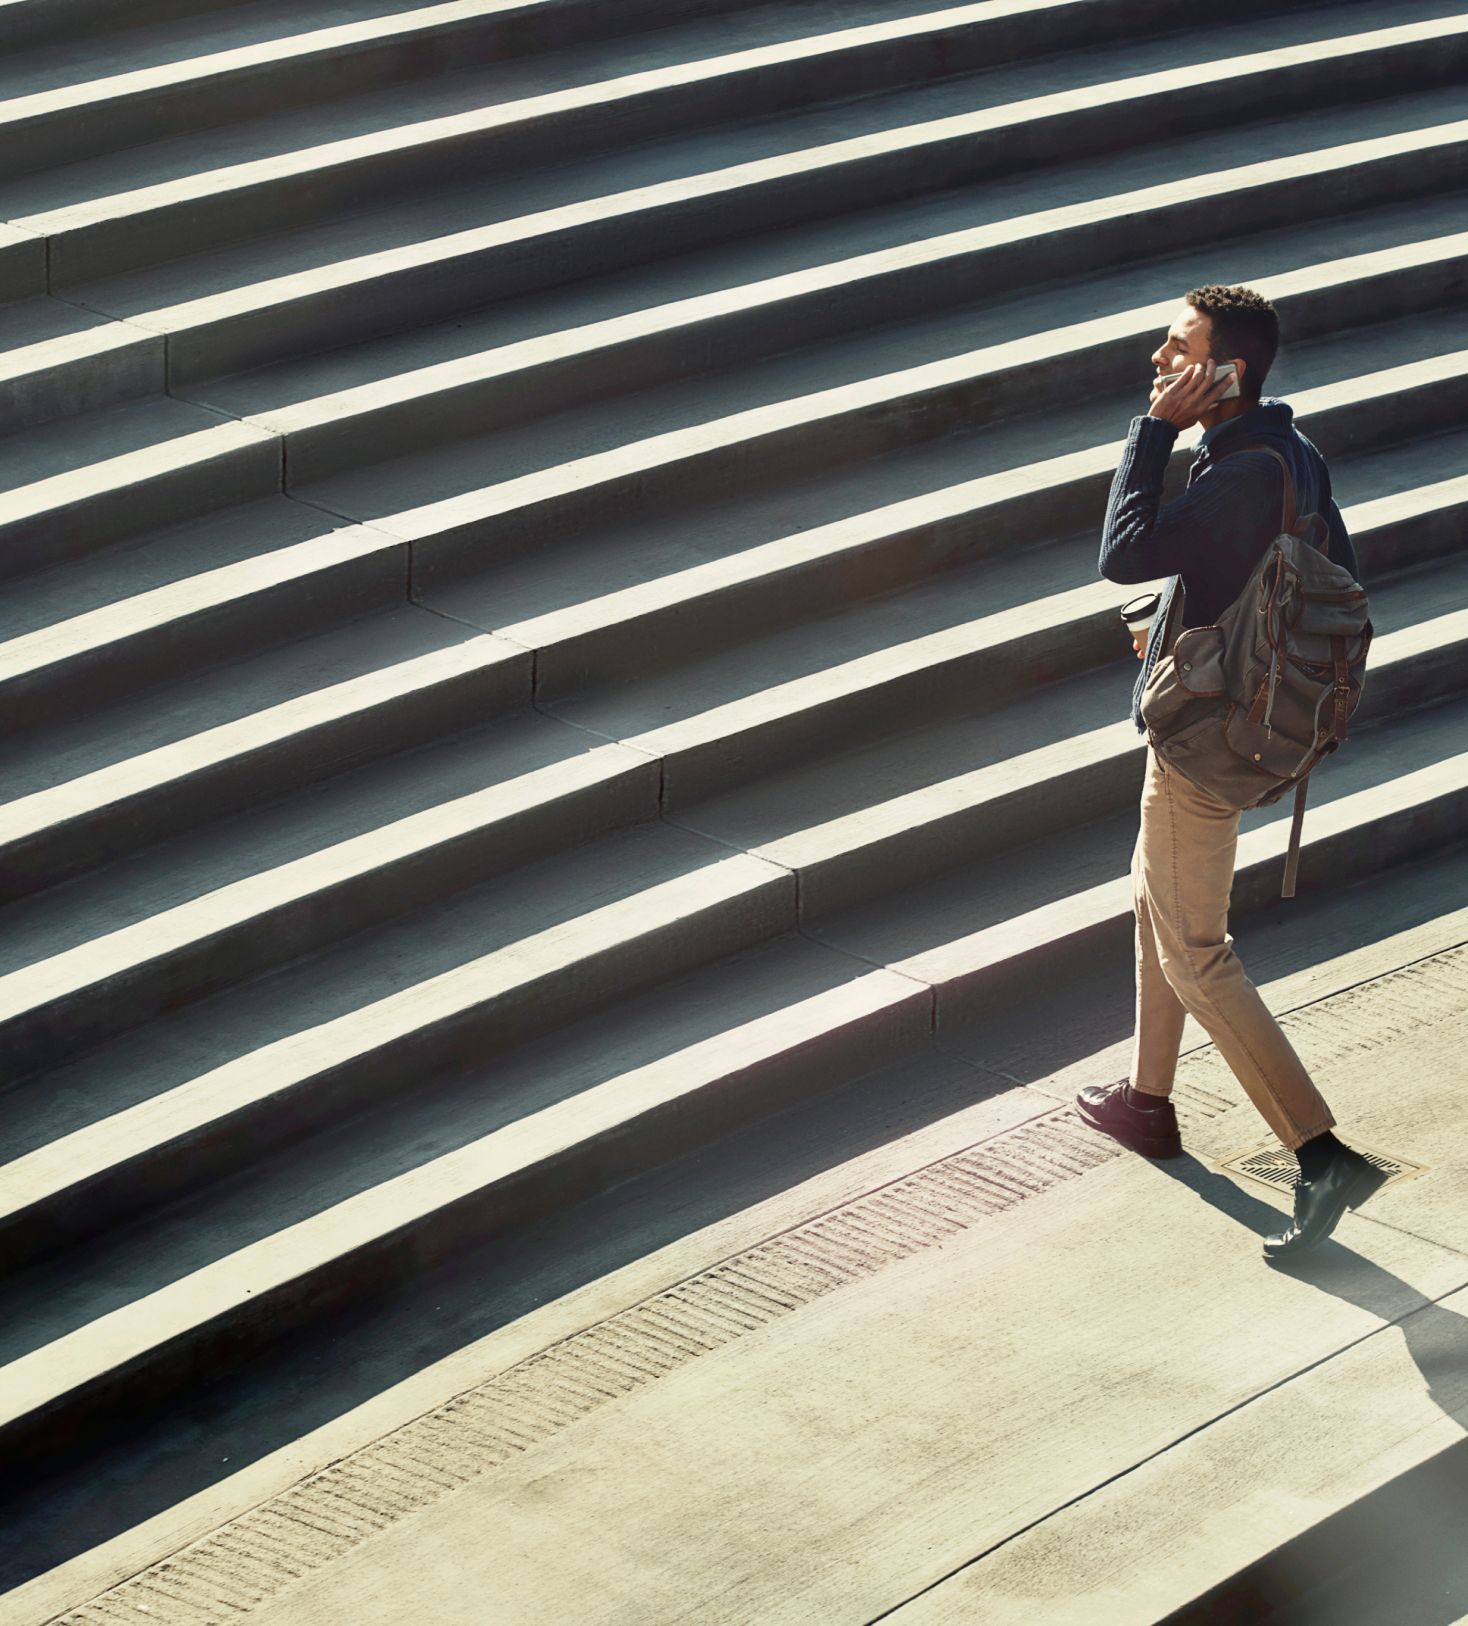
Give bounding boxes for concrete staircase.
[3,0,1468,1593]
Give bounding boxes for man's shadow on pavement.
[1147,1154,1468,1626]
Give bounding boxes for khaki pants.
[1129,742,1335,1150]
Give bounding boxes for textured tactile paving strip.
[43,1085,1236,1626]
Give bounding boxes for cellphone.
[1160,361,1240,400]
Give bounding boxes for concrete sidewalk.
[23,907,1468,1626]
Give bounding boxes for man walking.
[1075,284,1388,1261]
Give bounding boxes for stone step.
[0,392,280,579]
[3,206,1460,719]
[2,315,1461,898]
[31,47,1467,403]
[12,5,1460,311]
[0,607,528,896]
[0,0,765,177]
[1,688,1464,1466]
[299,286,1468,594]
[0,533,1463,1089]
[192,205,1468,490]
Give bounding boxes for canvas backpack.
[1139,443,1373,899]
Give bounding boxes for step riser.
[532,487,1468,707]
[0,535,409,736]
[12,605,1462,1107]
[0,757,660,1077]
[279,245,1468,490]
[782,638,1468,920]
[0,0,236,53]
[1315,371,1468,464]
[0,966,923,1478]
[528,504,1020,704]
[1357,495,1468,582]
[0,329,163,439]
[652,613,1120,812]
[53,38,1468,302]
[797,751,1146,924]
[935,768,1468,1034]
[0,870,794,1275]
[0,0,760,84]
[0,231,45,303]
[5,0,1346,180]
[1358,631,1468,726]
[0,432,281,584]
[166,128,1468,394]
[411,341,1468,593]
[0,652,530,904]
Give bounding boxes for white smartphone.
[1160,360,1240,400]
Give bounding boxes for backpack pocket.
[1172,625,1227,695]
[1224,706,1313,781]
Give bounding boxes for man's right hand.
[1147,358,1235,430]
[1132,629,1147,659]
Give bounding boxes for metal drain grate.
[1217,1139,1425,1193]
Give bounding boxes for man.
[1075,284,1388,1262]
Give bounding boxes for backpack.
[1139,443,1373,899]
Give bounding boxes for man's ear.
[1231,356,1247,390]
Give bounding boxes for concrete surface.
[4,0,1468,1620]
[14,903,1464,1626]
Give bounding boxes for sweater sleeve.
[1097,416,1282,586]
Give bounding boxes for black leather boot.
[1075,1081,1182,1159]
[1262,1143,1390,1262]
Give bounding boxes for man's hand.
[1132,628,1147,659]
[1147,358,1235,430]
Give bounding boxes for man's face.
[1151,303,1216,382]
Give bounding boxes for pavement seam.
[859,1271,1468,1625]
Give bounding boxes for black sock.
[1296,1129,1344,1181]
[1124,1085,1167,1111]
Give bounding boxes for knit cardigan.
[1098,399,1360,735]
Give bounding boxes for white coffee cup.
[1121,591,1161,635]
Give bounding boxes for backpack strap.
[1282,779,1307,899]
[1225,443,1323,900]
[1231,443,1297,536]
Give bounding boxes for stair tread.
[0,0,424,102]
[0,600,483,801]
[0,924,878,1363]
[809,690,1468,974]
[0,197,1460,711]
[0,705,610,973]
[2,691,1465,1414]
[53,32,1468,321]
[3,0,1441,226]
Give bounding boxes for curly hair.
[1185,284,1279,403]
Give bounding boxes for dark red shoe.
[1075,1081,1182,1159]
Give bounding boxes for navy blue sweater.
[1098,399,1360,734]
